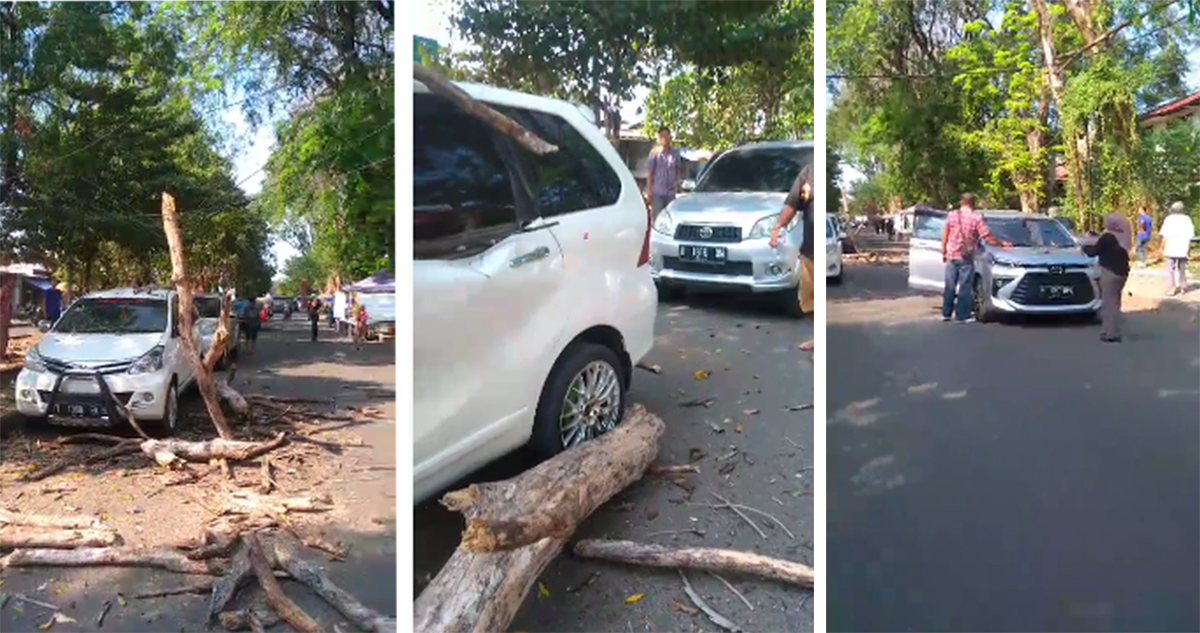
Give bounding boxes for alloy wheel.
[558,360,621,448]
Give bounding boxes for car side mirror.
[37,320,51,332]
[681,180,695,193]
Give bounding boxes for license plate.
[59,404,101,418]
[679,245,727,262]
[62,378,99,394]
[1041,285,1074,298]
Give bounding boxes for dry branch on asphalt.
[0,526,118,549]
[140,432,287,463]
[414,405,665,633]
[680,570,742,633]
[573,540,815,587]
[440,404,665,552]
[245,533,321,633]
[208,545,253,620]
[648,464,701,475]
[1,546,223,574]
[270,535,396,632]
[0,509,104,530]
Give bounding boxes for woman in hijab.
[1082,213,1131,342]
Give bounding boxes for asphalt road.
[828,235,1200,632]
[414,289,815,633]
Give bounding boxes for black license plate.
[679,245,727,262]
[1040,285,1074,298]
[55,403,103,418]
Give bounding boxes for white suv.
[413,80,657,504]
[15,288,205,434]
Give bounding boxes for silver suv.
[909,209,1101,321]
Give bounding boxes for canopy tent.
[346,269,395,294]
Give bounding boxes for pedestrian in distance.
[1159,202,1195,296]
[940,193,1012,323]
[239,299,261,355]
[1135,204,1153,267]
[1083,213,1131,342]
[644,126,682,215]
[307,295,321,342]
[768,163,815,316]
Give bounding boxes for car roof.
[414,79,590,124]
[726,140,815,153]
[82,287,172,300]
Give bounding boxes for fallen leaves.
[537,581,551,599]
[741,408,759,416]
[672,600,700,616]
[625,593,646,604]
[38,613,76,630]
[692,369,712,381]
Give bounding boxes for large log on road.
[441,404,665,552]
[414,404,664,633]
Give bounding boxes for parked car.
[648,140,814,316]
[908,209,1101,322]
[827,216,844,284]
[412,80,657,504]
[357,293,396,341]
[195,293,239,366]
[14,287,208,434]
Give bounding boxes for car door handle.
[510,246,550,268]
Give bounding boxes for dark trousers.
[942,259,975,321]
[310,319,318,341]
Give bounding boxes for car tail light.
[637,203,651,267]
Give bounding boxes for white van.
[412,81,657,503]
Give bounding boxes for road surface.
[827,234,1200,632]
[414,289,815,633]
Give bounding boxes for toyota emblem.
[698,226,714,239]
[1049,265,1064,275]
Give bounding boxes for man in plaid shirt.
[941,193,1010,322]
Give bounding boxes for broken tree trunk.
[0,526,118,549]
[572,540,815,588]
[412,64,557,156]
[1,547,222,574]
[245,533,320,633]
[441,404,665,552]
[140,432,286,463]
[414,404,665,633]
[161,191,235,440]
[270,536,396,633]
[216,377,250,418]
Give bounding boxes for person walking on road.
[308,295,322,342]
[1160,202,1195,296]
[1083,213,1131,342]
[1135,205,1153,266]
[940,193,1011,323]
[644,126,682,215]
[239,299,261,355]
[768,164,815,316]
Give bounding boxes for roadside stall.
[345,270,396,341]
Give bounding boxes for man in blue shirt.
[1136,205,1153,266]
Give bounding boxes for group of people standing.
[940,194,1196,343]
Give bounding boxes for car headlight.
[24,347,46,372]
[652,209,675,235]
[992,256,1022,267]
[748,214,781,240]
[128,346,165,375]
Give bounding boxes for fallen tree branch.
[208,544,253,621]
[270,535,396,632]
[413,64,557,155]
[140,432,287,463]
[707,490,767,539]
[680,571,742,633]
[708,571,753,611]
[0,509,104,530]
[245,533,320,633]
[0,526,118,549]
[1,546,222,574]
[648,464,700,475]
[131,579,217,599]
[441,404,664,552]
[574,540,814,587]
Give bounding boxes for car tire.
[973,276,995,323]
[829,271,843,286]
[156,379,179,437]
[778,286,806,319]
[530,342,627,460]
[656,282,686,302]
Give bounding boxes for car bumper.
[649,232,800,292]
[15,368,172,426]
[988,266,1102,314]
[827,243,842,277]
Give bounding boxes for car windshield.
[695,147,813,193]
[54,298,168,334]
[195,296,222,319]
[984,217,1076,247]
[359,295,396,321]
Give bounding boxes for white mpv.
[413,80,657,504]
[15,287,206,434]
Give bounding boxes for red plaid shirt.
[943,209,992,260]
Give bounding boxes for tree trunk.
[441,404,665,552]
[0,274,11,359]
[0,526,118,549]
[1,546,223,574]
[1031,0,1085,213]
[161,192,235,440]
[140,433,286,464]
[573,540,815,587]
[414,405,665,633]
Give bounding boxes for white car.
[412,80,657,504]
[648,140,813,316]
[15,288,207,434]
[827,216,843,284]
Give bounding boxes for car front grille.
[663,257,753,276]
[1010,272,1095,306]
[44,358,134,375]
[674,224,742,243]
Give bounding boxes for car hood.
[36,333,163,364]
[667,192,789,229]
[985,245,1094,266]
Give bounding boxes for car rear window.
[55,298,168,334]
